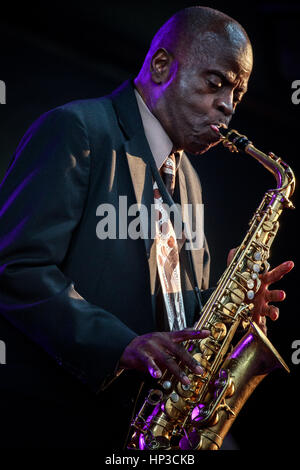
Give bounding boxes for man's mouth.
[209,123,227,137]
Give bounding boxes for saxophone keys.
[262,220,274,232]
[165,396,185,419]
[230,288,245,304]
[177,379,194,398]
[253,263,261,273]
[211,322,227,340]
[162,380,172,391]
[170,392,180,403]
[147,389,164,405]
[199,337,215,356]
[247,290,255,300]
[190,352,209,373]
[247,259,261,272]
[253,251,262,261]
[222,302,237,318]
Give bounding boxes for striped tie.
[153,153,186,331]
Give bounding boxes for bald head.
[135,6,253,155]
[138,6,252,77]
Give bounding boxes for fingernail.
[285,261,294,269]
[182,374,191,385]
[271,309,278,320]
[195,365,204,375]
[280,291,286,300]
[152,370,161,379]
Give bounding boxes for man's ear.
[150,48,173,84]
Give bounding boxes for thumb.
[227,247,238,266]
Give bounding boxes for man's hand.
[119,329,210,385]
[227,248,294,335]
[250,260,294,334]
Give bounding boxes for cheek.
[190,94,213,117]
[182,109,210,136]
[179,92,214,127]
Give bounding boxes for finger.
[145,356,162,380]
[155,351,197,385]
[258,316,267,335]
[170,328,210,343]
[135,336,194,385]
[262,261,294,285]
[161,340,204,376]
[266,305,279,321]
[266,289,286,303]
[141,343,187,384]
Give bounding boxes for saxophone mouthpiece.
[217,127,229,138]
[210,124,228,140]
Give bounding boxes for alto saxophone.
[127,128,295,450]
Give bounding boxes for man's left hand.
[227,248,294,335]
[250,260,294,334]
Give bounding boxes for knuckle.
[164,353,174,363]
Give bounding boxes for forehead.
[188,30,253,84]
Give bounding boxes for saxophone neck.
[245,144,295,204]
[219,128,296,207]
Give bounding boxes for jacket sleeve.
[0,107,137,392]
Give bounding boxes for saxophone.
[127,128,295,450]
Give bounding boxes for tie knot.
[161,153,176,195]
[162,153,176,176]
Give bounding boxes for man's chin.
[186,140,219,155]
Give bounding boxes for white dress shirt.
[134,88,175,170]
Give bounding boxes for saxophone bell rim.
[249,320,290,373]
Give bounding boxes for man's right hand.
[119,329,210,385]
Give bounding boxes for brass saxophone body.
[127,129,295,450]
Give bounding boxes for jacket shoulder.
[57,95,112,119]
[23,94,119,149]
[50,95,115,132]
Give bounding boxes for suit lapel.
[111,80,182,257]
[178,160,204,291]
[124,134,155,257]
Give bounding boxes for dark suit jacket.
[0,80,211,448]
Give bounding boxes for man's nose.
[215,92,234,117]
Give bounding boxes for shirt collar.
[134,88,175,170]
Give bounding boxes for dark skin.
[119,27,294,383]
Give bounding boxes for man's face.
[151,34,252,155]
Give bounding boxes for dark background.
[0,0,299,451]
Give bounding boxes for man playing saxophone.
[118,6,294,389]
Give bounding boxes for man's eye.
[207,80,222,89]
